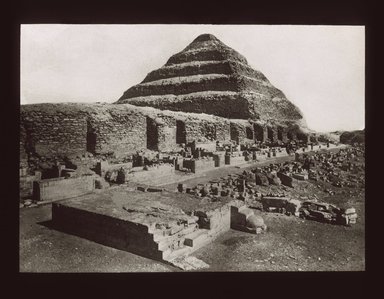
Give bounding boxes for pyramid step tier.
[121,74,280,99]
[142,59,268,84]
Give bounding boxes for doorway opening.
[146,117,158,150]
[246,127,253,140]
[176,120,186,144]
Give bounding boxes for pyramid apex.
[192,33,220,43]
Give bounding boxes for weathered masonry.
[51,192,250,263]
[20,103,308,174]
[33,175,95,202]
[117,34,307,129]
[20,33,313,185]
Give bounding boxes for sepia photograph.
[19,24,365,272]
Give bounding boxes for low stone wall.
[183,159,215,173]
[33,175,95,202]
[49,196,253,265]
[95,161,133,177]
[52,203,162,260]
[228,155,246,166]
[127,164,175,181]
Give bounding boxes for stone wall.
[21,105,88,158]
[95,161,133,177]
[33,175,95,202]
[230,121,253,144]
[21,103,304,177]
[127,164,175,181]
[52,202,163,260]
[267,126,278,142]
[155,116,178,152]
[126,94,251,120]
[183,159,215,173]
[20,104,147,164]
[227,154,246,166]
[185,119,216,143]
[215,121,231,142]
[88,109,146,156]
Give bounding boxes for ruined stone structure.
[19,33,358,271]
[20,33,312,184]
[117,34,307,129]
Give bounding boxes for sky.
[20,24,365,132]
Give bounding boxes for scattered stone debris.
[299,201,357,225]
[169,256,210,271]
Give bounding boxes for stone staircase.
[147,221,213,269]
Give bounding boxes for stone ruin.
[19,33,333,269]
[20,34,313,186]
[117,34,306,127]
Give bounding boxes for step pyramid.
[116,33,306,127]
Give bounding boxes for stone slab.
[50,186,235,264]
